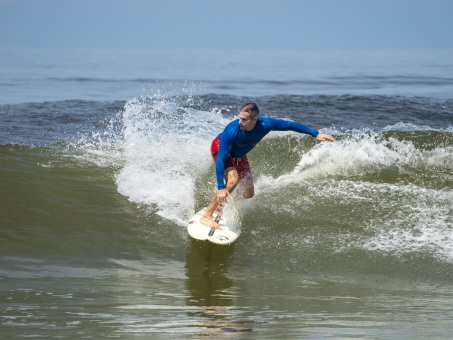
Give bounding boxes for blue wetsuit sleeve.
[215,133,233,190]
[265,117,319,137]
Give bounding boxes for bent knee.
[243,187,254,199]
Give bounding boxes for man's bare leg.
[200,168,239,229]
[238,171,254,199]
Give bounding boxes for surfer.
[200,102,335,229]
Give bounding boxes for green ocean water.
[2,120,453,338]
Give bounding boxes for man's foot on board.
[200,215,222,229]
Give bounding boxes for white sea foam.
[359,184,453,262]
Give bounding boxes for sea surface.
[1,48,453,339]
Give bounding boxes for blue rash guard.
[215,116,319,190]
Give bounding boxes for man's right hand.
[217,189,230,204]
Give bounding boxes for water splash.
[252,125,453,263]
[258,126,453,187]
[115,91,229,225]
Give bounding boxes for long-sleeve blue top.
[215,116,319,189]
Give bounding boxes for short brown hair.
[240,103,259,118]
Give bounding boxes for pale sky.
[1,0,452,50]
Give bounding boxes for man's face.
[238,111,258,131]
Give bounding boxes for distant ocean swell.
[40,74,453,87]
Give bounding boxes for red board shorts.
[210,137,252,180]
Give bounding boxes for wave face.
[2,93,452,274]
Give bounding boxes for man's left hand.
[316,133,335,141]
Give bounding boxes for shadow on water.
[184,239,254,335]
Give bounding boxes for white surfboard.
[187,208,239,245]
